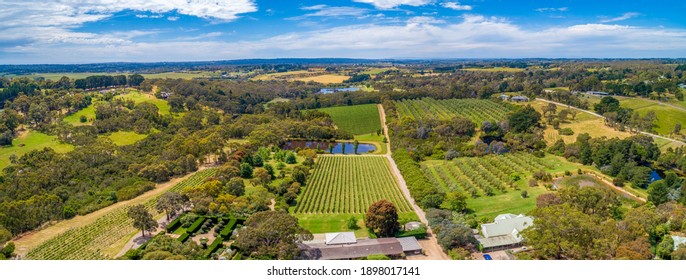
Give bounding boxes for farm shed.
[325,232,357,245]
[302,238,404,260]
[397,237,422,255]
[511,96,529,102]
[477,214,533,252]
[586,91,609,96]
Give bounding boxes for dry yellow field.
[295,74,349,84]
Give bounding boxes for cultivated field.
[294,156,413,214]
[23,168,217,260]
[295,74,349,84]
[394,98,512,125]
[0,130,74,170]
[422,153,580,219]
[317,104,381,135]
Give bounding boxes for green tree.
[508,105,541,133]
[240,162,253,178]
[444,192,468,212]
[155,192,187,221]
[522,204,598,259]
[234,211,313,259]
[127,204,158,237]
[656,235,674,259]
[353,140,359,154]
[347,216,359,230]
[365,200,400,237]
[226,177,246,196]
[648,180,671,206]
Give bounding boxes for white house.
[477,213,533,252]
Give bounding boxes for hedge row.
[204,237,224,258]
[166,217,182,233]
[395,227,427,239]
[186,217,206,234]
[220,219,238,239]
[392,148,442,208]
[177,232,190,243]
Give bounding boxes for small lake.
[283,140,376,154]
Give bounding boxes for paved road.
[536,98,686,146]
[378,104,450,260]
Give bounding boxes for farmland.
[23,168,217,260]
[114,90,172,115]
[294,156,412,214]
[317,104,381,135]
[618,97,686,136]
[102,131,149,146]
[422,153,581,220]
[394,98,512,125]
[295,74,349,84]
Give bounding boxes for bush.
[180,213,199,228]
[367,254,391,260]
[205,237,224,258]
[559,128,574,135]
[186,217,206,234]
[220,219,238,238]
[177,232,190,243]
[395,227,427,239]
[79,115,88,123]
[521,190,529,198]
[166,217,182,233]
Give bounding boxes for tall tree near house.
[233,211,312,260]
[156,192,188,221]
[128,204,158,237]
[365,200,400,237]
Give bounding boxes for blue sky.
[1,0,685,63]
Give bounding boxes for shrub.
[186,217,206,234]
[79,115,88,123]
[180,213,199,228]
[167,218,181,232]
[177,232,190,243]
[521,190,529,198]
[395,227,427,239]
[367,254,391,260]
[220,219,238,238]
[559,128,574,135]
[205,237,224,258]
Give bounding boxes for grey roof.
[512,96,529,100]
[302,238,403,260]
[477,235,521,249]
[481,213,533,239]
[325,232,357,245]
[397,237,422,252]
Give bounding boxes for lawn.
[101,131,148,146]
[0,130,74,170]
[619,97,686,136]
[317,104,381,135]
[294,212,419,238]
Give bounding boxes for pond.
[283,140,376,154]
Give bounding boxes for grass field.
[295,156,413,214]
[7,71,217,81]
[295,212,419,238]
[115,91,172,115]
[317,104,382,135]
[0,130,74,170]
[101,131,148,146]
[619,97,686,136]
[422,153,582,220]
[251,70,350,84]
[63,104,97,126]
[22,168,217,260]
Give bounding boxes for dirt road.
[378,104,450,260]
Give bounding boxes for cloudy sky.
[1,0,685,63]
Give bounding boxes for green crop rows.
[25,168,217,260]
[295,156,412,214]
[394,98,512,125]
[422,153,549,197]
[317,104,381,135]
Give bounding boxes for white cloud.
[353,0,434,9]
[167,16,180,21]
[288,5,370,19]
[5,15,686,63]
[600,12,640,23]
[535,7,568,12]
[0,0,257,47]
[441,2,473,11]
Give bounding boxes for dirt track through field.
[378,104,450,260]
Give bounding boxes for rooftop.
[302,238,404,260]
[325,232,357,245]
[397,237,422,252]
